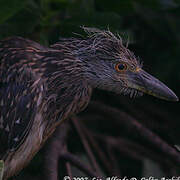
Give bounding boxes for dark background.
[0,0,180,179]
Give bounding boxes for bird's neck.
[39,49,92,126]
[51,38,101,89]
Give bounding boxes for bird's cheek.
[113,74,128,86]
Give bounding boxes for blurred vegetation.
[0,0,180,88]
[0,0,180,179]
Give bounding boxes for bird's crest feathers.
[71,26,142,67]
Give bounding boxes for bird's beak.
[127,69,179,101]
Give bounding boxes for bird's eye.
[115,63,127,72]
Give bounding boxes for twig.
[65,162,73,179]
[43,122,70,180]
[88,101,180,166]
[0,160,4,180]
[81,124,122,176]
[60,152,98,178]
[64,144,73,179]
[106,145,122,177]
[71,116,102,176]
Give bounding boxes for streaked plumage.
[0,28,178,179]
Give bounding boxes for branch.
[88,101,180,166]
[71,116,102,177]
[60,152,98,178]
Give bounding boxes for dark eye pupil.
[118,64,125,70]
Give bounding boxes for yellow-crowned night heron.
[0,28,178,179]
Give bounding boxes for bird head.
[73,27,178,101]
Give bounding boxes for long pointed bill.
[127,69,179,101]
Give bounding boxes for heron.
[0,27,178,179]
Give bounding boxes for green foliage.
[0,0,28,24]
[0,160,4,180]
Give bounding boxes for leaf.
[175,145,180,152]
[0,0,28,24]
[0,160,4,180]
